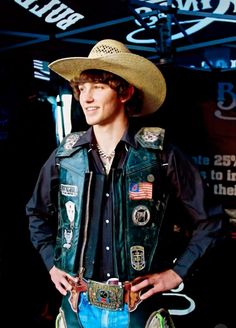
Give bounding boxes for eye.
[94,83,105,89]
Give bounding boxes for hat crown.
[89,39,130,58]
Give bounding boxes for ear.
[120,85,135,103]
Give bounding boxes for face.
[78,81,126,126]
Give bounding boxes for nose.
[81,88,94,102]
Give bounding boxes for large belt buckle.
[87,279,124,311]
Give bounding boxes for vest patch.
[63,229,73,249]
[65,201,75,224]
[129,182,153,200]
[135,127,165,150]
[130,245,145,271]
[61,184,78,197]
[64,131,86,150]
[132,205,151,226]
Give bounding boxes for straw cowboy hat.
[49,39,166,116]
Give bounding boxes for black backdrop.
[1,1,236,327]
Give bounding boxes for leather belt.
[67,278,142,313]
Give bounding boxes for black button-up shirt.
[85,128,133,281]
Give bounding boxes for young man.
[26,39,223,328]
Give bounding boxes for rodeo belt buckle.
[87,279,124,311]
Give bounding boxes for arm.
[131,144,224,299]
[167,145,224,278]
[26,149,59,271]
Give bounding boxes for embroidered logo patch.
[130,245,145,271]
[135,127,165,150]
[129,182,153,200]
[64,134,81,150]
[61,184,78,197]
[64,131,86,150]
[65,201,75,224]
[132,205,150,226]
[142,129,159,142]
[63,229,73,249]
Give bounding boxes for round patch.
[147,174,155,182]
[132,205,151,226]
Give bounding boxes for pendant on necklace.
[97,144,115,174]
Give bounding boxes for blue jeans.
[78,292,129,328]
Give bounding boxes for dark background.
[0,1,236,327]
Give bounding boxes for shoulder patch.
[135,127,165,150]
[63,131,86,150]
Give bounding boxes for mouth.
[85,106,99,112]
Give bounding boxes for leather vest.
[54,128,169,281]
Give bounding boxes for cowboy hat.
[48,39,166,116]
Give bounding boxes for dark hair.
[70,69,143,116]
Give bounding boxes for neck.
[93,118,128,154]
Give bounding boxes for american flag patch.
[129,182,153,200]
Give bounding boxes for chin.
[86,118,97,126]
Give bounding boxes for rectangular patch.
[61,184,78,197]
[129,182,153,200]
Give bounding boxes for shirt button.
[107,273,111,278]
[106,246,110,251]
[105,219,109,224]
[106,193,109,197]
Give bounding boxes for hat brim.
[49,53,166,117]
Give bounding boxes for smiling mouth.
[86,107,98,112]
